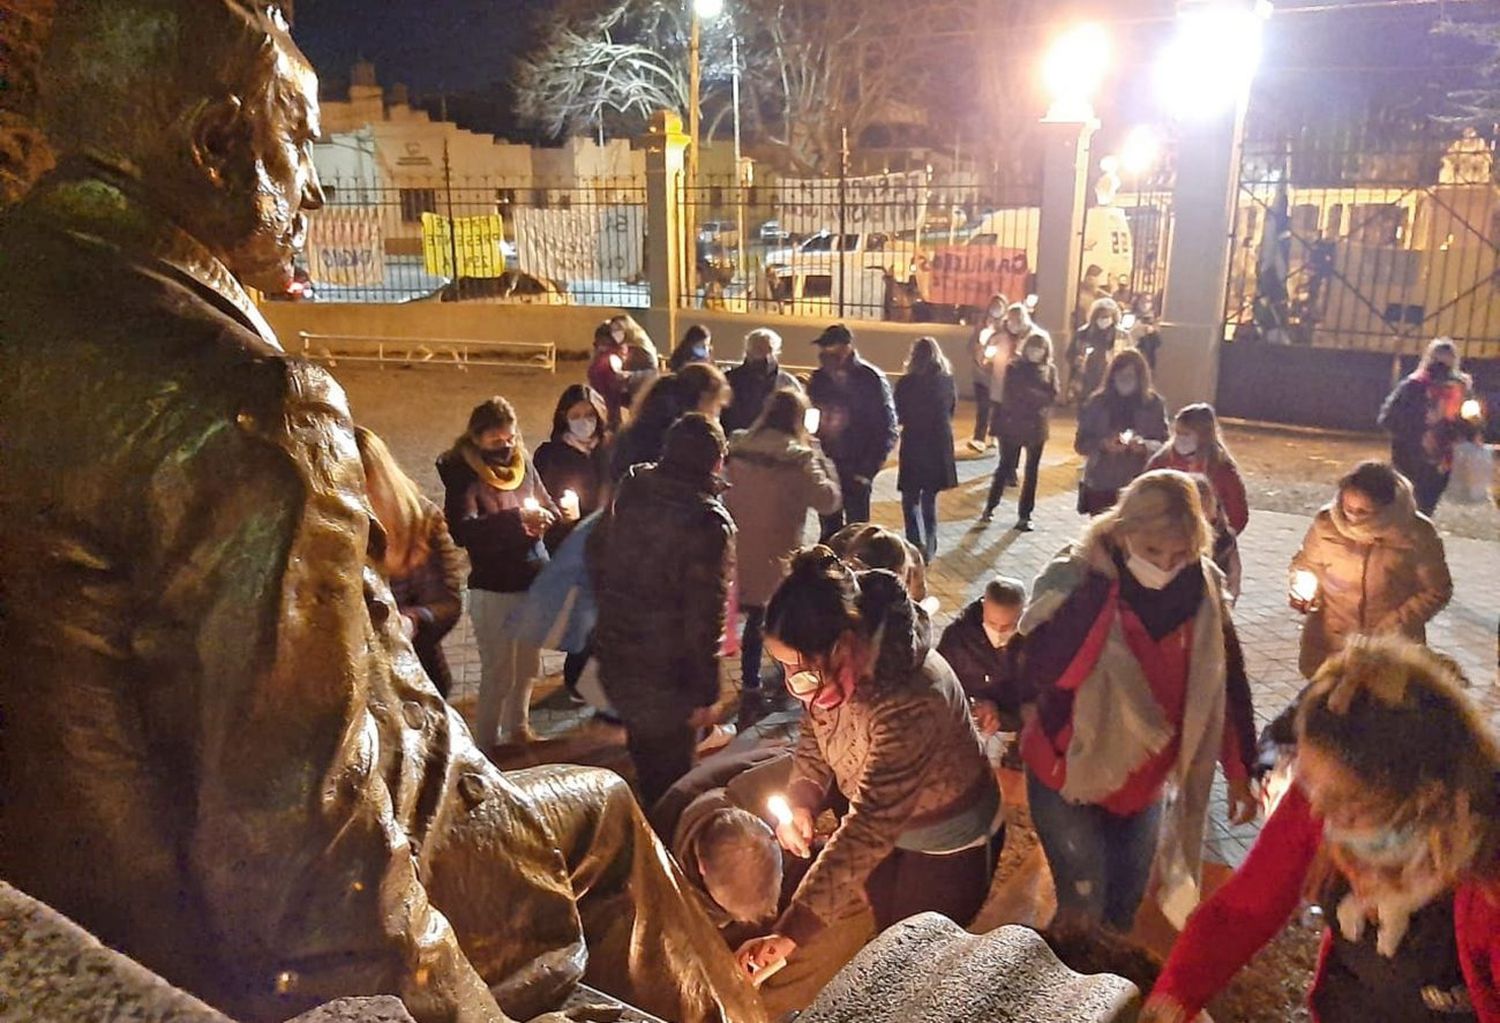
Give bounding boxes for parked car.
[758,219,791,243]
[765,230,920,283]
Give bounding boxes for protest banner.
[421,212,507,278]
[774,170,928,237]
[925,245,1031,308]
[304,207,385,286]
[512,206,644,287]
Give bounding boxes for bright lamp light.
[1157,3,1270,119]
[694,0,725,19]
[1121,126,1159,176]
[1042,23,1110,122]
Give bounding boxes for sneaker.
[978,509,995,524]
[1015,518,1035,532]
[966,439,986,454]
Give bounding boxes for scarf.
[455,436,527,492]
[1329,476,1418,546]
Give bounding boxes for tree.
[514,0,980,173]
[1433,15,1500,128]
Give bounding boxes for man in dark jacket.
[936,578,1027,739]
[807,323,899,539]
[722,327,803,434]
[591,413,737,806]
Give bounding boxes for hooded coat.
[725,428,843,607]
[1068,297,1128,399]
[1290,479,1453,678]
[776,572,999,945]
[590,462,736,726]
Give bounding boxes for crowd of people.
[353,315,1490,1020]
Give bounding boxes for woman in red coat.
[1146,403,1249,536]
[1144,636,1500,1023]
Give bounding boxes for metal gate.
[1226,126,1500,362]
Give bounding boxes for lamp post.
[687,0,724,191]
[1033,24,1107,354]
[1154,0,1270,408]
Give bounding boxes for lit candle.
[522,497,540,514]
[918,596,940,615]
[1291,569,1319,604]
[803,407,821,435]
[1025,293,1039,309]
[766,794,794,829]
[984,345,998,360]
[1119,429,1136,445]
[560,489,581,519]
[1461,398,1482,420]
[608,353,624,374]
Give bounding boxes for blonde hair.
[1086,469,1211,558]
[356,426,436,578]
[1299,635,1500,892]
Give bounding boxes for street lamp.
[688,0,725,189]
[1121,126,1159,178]
[1156,1,1271,120]
[1042,23,1110,123]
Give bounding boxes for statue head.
[39,0,324,291]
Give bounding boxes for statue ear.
[188,96,249,189]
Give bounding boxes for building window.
[399,188,437,223]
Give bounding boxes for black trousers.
[820,470,874,540]
[985,440,1043,520]
[865,827,1005,931]
[972,383,994,442]
[625,720,697,810]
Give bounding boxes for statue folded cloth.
[0,3,764,1022]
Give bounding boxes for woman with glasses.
[734,547,1001,985]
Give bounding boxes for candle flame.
[522,497,540,513]
[766,794,793,828]
[1461,399,1481,420]
[1291,569,1318,603]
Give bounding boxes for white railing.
[297,332,556,373]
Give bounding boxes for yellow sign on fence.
[421,212,507,279]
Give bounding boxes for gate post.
[642,110,687,354]
[1034,117,1098,349]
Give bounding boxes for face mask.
[982,623,1014,648]
[568,416,598,440]
[691,343,709,360]
[1095,317,1115,330]
[1025,345,1046,364]
[1114,375,1139,397]
[481,444,515,466]
[1324,821,1422,867]
[1125,547,1184,590]
[1173,432,1199,457]
[989,304,1005,319]
[1005,321,1025,336]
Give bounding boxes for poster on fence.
[512,206,644,287]
[925,245,1031,308]
[304,207,385,286]
[774,170,928,237]
[421,212,507,278]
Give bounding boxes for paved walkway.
[339,365,1498,869]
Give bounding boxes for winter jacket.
[777,572,999,945]
[1074,389,1170,495]
[437,448,558,594]
[388,501,465,697]
[1290,478,1452,678]
[996,356,1060,448]
[723,358,802,435]
[808,355,899,483]
[936,598,1026,726]
[1152,783,1500,1023]
[588,348,630,427]
[589,463,735,728]
[1067,323,1128,399]
[988,325,1041,402]
[1379,370,1472,475]
[725,428,843,607]
[1019,537,1255,924]
[502,510,602,655]
[534,436,609,519]
[1146,449,1251,536]
[894,370,959,494]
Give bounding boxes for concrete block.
[798,914,1139,1023]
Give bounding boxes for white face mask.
[1114,374,1139,397]
[1005,321,1026,336]
[1173,432,1199,457]
[983,623,1016,649]
[1125,547,1185,590]
[568,416,598,440]
[1025,345,1046,363]
[1095,317,1115,330]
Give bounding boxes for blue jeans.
[900,488,939,563]
[1026,770,1163,933]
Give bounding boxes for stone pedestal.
[798,914,1139,1023]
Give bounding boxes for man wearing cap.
[807,324,899,539]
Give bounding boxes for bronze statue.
[0,4,765,1023]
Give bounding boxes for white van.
[963,205,1134,287]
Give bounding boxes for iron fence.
[280,174,648,308]
[1226,124,1500,361]
[677,169,1045,325]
